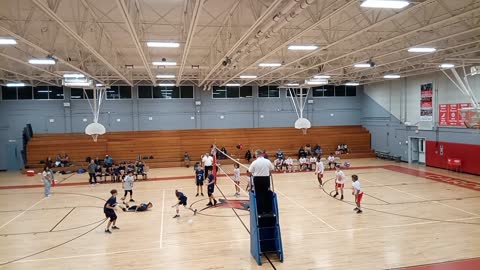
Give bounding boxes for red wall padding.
[426,140,480,175]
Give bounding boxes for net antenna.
[84,86,108,142]
[280,85,312,134]
[441,65,480,128]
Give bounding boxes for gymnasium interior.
[0,0,479,269]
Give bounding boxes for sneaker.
[353,207,359,211]
[112,226,120,230]
[356,209,363,214]
[173,214,180,218]
[196,193,199,197]
[129,199,135,202]
[340,195,344,200]
[194,209,197,215]
[121,197,125,201]
[206,202,213,206]
[333,193,338,198]
[201,193,204,196]
[213,199,217,206]
[105,229,112,234]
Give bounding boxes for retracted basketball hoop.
[281,84,312,135]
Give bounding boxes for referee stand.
[250,174,283,265]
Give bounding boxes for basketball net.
[441,65,480,128]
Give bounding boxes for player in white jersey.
[233,163,241,196]
[351,174,363,214]
[299,157,307,171]
[333,165,346,200]
[285,157,293,173]
[309,156,317,171]
[314,158,325,187]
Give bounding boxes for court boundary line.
[386,256,480,270]
[276,189,338,231]
[0,197,46,231]
[49,207,76,232]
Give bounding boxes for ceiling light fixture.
[156,74,175,78]
[287,45,318,51]
[146,42,180,48]
[240,75,257,79]
[408,47,436,53]
[314,75,331,79]
[354,63,372,68]
[307,79,328,85]
[226,83,241,86]
[259,63,282,67]
[286,83,300,86]
[64,81,93,87]
[6,82,25,87]
[63,73,85,78]
[384,74,401,79]
[360,0,410,9]
[0,38,17,45]
[439,63,455,69]
[158,83,175,86]
[28,58,56,65]
[345,82,360,86]
[152,61,177,66]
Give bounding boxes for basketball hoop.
[84,86,108,142]
[282,86,312,134]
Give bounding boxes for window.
[213,86,252,99]
[346,86,356,96]
[34,86,49,99]
[106,86,131,99]
[312,86,325,97]
[286,88,308,97]
[70,88,84,99]
[258,85,279,98]
[335,85,346,96]
[139,85,193,99]
[49,86,64,99]
[18,86,33,99]
[138,85,153,98]
[323,85,335,97]
[1,86,16,100]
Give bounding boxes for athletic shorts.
[336,183,344,188]
[234,181,240,186]
[196,181,203,186]
[356,192,364,203]
[105,211,117,221]
[179,199,187,206]
[317,173,323,178]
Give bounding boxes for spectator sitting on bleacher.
[104,155,113,168]
[221,147,228,159]
[285,157,294,173]
[274,158,284,172]
[245,150,252,163]
[342,144,349,154]
[127,162,135,174]
[183,152,191,168]
[309,155,317,171]
[298,147,306,159]
[305,144,312,156]
[113,164,121,182]
[95,164,103,179]
[328,153,337,169]
[118,162,126,180]
[62,154,70,167]
[45,156,53,168]
[136,161,146,180]
[55,154,62,167]
[299,156,307,171]
[94,156,101,166]
[276,149,284,160]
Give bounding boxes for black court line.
[363,193,391,204]
[49,207,76,232]
[55,173,77,184]
[322,178,480,226]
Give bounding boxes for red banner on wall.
[438,103,475,127]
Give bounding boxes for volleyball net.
[213,145,251,198]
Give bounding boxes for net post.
[213,155,217,184]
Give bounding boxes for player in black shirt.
[121,202,153,212]
[104,189,120,233]
[172,190,197,218]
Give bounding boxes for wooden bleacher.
[25,126,374,171]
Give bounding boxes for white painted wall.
[364,69,480,126]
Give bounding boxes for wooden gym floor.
[0,158,480,270]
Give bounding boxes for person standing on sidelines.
[333,165,346,200]
[248,150,274,214]
[87,160,97,186]
[315,157,325,187]
[42,166,53,197]
[202,153,214,180]
[351,174,363,214]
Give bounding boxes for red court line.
[392,257,480,270]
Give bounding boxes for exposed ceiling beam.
[0,67,59,86]
[0,52,62,78]
[242,0,437,86]
[177,0,204,85]
[0,25,105,84]
[116,0,155,84]
[222,0,356,86]
[32,0,133,86]
[199,0,284,86]
[262,4,480,85]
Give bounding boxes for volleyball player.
[104,189,120,233]
[309,155,317,171]
[195,166,204,197]
[121,171,135,202]
[299,156,307,171]
[206,170,217,206]
[315,157,325,187]
[233,163,241,196]
[333,165,346,200]
[351,174,363,214]
[285,157,294,173]
[173,189,196,218]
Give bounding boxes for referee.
[248,149,274,214]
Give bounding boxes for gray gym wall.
[0,85,361,170]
